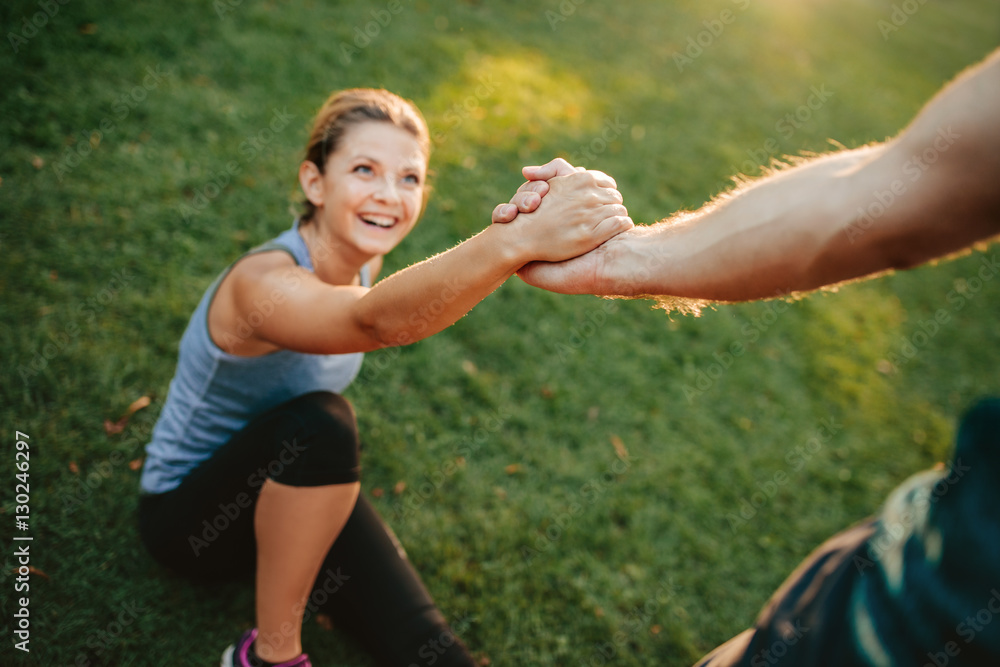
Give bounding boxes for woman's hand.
[497,164,632,264]
[492,158,581,223]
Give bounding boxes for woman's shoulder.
[226,249,303,293]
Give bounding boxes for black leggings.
[139,391,475,667]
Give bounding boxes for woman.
[138,88,631,667]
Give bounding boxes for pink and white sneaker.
[220,628,312,667]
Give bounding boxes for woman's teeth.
[361,214,395,228]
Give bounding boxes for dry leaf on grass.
[104,395,152,436]
[127,396,151,414]
[610,434,629,461]
[10,566,49,580]
[104,418,126,436]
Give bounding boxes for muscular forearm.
[594,51,1000,302]
[600,148,883,301]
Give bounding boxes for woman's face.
[307,120,427,260]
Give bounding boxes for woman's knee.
[270,392,361,486]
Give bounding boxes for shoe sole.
[220,644,235,667]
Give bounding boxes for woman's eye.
[353,165,373,174]
[403,174,420,185]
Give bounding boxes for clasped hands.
[492,158,632,294]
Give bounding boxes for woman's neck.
[299,219,369,286]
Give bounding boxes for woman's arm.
[214,170,632,356]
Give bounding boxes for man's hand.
[492,158,583,223]
[500,168,632,264]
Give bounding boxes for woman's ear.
[299,160,324,207]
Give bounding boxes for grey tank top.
[140,220,370,493]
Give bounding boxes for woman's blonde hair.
[300,88,431,222]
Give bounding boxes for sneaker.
[220,628,312,667]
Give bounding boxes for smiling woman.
[135,87,632,667]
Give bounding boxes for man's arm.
[512,48,1000,303]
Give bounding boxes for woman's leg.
[311,494,476,666]
[139,391,362,662]
[253,479,359,662]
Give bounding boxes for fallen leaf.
[127,395,151,415]
[393,481,407,495]
[651,624,662,635]
[315,613,334,631]
[371,487,384,498]
[49,270,58,281]
[504,463,521,475]
[461,359,477,375]
[31,155,45,169]
[69,461,80,475]
[610,434,629,461]
[78,23,97,34]
[128,458,143,471]
[493,487,507,500]
[594,606,604,618]
[104,418,126,436]
[10,566,49,580]
[476,655,491,666]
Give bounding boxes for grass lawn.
[2,0,999,665]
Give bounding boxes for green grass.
[2,0,999,664]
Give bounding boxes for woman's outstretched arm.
[217,169,632,355]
